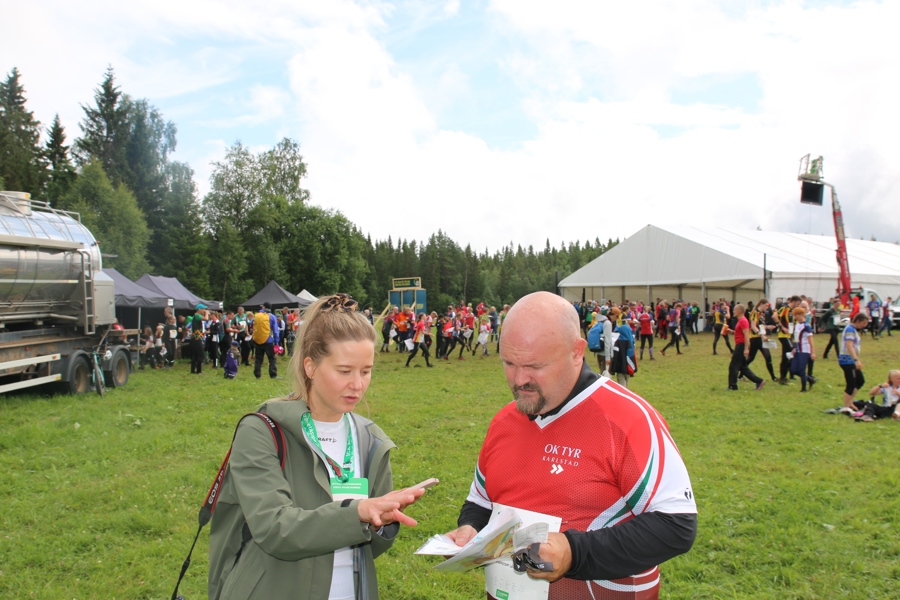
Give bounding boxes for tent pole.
[763,253,768,298]
[137,307,142,331]
[701,282,707,330]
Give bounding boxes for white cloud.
[3,0,898,255]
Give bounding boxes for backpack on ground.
[171,413,285,600]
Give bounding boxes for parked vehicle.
[0,191,134,395]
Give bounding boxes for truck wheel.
[106,349,130,388]
[66,356,91,394]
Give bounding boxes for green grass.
[2,332,899,599]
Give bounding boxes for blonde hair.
[287,295,376,401]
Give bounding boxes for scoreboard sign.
[392,277,421,289]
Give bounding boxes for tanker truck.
[0,191,134,395]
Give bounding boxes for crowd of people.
[136,291,896,424]
[572,293,898,420]
[379,302,509,366]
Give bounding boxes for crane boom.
[798,155,852,306]
[830,186,852,307]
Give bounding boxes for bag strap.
[171,412,285,600]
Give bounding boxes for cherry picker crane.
[798,155,852,308]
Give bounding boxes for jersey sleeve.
[605,388,697,520]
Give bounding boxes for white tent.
[296,289,318,302]
[558,224,900,306]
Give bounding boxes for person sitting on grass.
[852,370,900,422]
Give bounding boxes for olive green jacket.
[208,400,398,600]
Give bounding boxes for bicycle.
[90,346,107,397]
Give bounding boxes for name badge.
[331,477,369,502]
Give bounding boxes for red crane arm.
[831,186,851,307]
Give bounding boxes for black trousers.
[254,341,277,379]
[190,338,205,373]
[779,338,792,379]
[164,340,176,366]
[713,324,732,354]
[823,330,839,358]
[662,325,680,353]
[728,343,762,388]
[239,335,251,366]
[747,337,776,380]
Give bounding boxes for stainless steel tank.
[0,191,103,322]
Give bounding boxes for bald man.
[446,292,697,600]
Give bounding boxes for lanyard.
[301,412,354,483]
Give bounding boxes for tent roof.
[559,224,900,291]
[242,280,311,309]
[297,289,318,302]
[103,268,172,308]
[135,274,222,311]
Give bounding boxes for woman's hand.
[357,487,425,528]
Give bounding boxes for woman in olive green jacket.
[209,294,424,600]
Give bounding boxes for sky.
[3,0,899,254]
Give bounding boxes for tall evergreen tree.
[155,161,210,297]
[0,67,47,195]
[123,97,176,237]
[74,67,131,185]
[44,114,76,203]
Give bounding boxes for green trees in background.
[61,162,151,280]
[0,66,617,310]
[0,68,47,196]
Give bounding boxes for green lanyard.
[301,413,354,483]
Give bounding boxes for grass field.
[1,331,899,599]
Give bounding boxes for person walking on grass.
[822,298,841,359]
[878,296,893,337]
[789,306,815,392]
[659,302,683,356]
[712,301,732,355]
[776,296,801,384]
[405,313,433,368]
[834,313,869,414]
[728,304,766,392]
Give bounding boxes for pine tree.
[44,114,76,203]
[0,67,48,195]
[154,161,211,297]
[74,67,131,185]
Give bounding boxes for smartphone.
[411,478,440,490]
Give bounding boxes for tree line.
[0,66,617,310]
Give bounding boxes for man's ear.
[573,337,587,359]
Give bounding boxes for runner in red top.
[728,304,765,391]
[638,311,655,361]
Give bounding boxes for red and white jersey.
[467,377,696,600]
[638,312,654,335]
